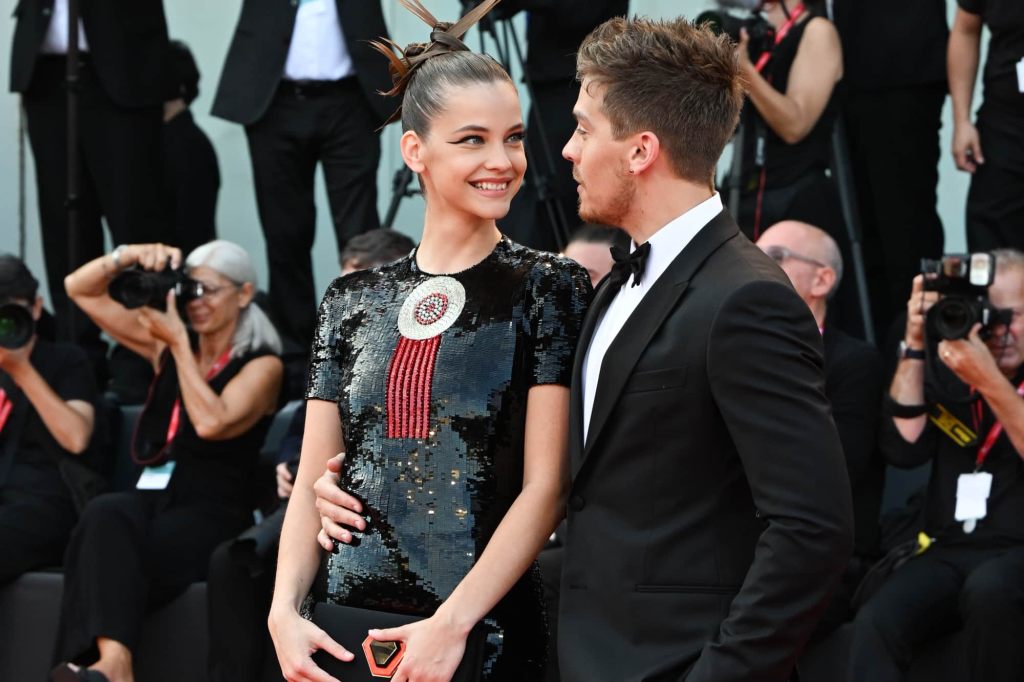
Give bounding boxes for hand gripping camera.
[921,253,1012,340]
[108,262,204,311]
[697,0,775,62]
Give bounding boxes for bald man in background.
[757,221,886,634]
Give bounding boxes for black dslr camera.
[921,253,1012,340]
[697,1,775,62]
[0,302,34,349]
[108,263,203,311]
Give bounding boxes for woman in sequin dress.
[268,2,591,681]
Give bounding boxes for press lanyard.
[0,389,12,436]
[972,379,1024,471]
[164,349,231,445]
[754,3,807,73]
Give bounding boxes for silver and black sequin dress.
[305,236,591,678]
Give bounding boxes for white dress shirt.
[581,193,724,444]
[40,0,90,54]
[284,0,355,81]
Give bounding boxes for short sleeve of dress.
[306,277,351,402]
[524,258,592,387]
[957,0,982,15]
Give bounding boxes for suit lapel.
[576,210,740,476]
[569,276,617,473]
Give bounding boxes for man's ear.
[628,131,661,176]
[813,267,837,299]
[400,130,426,174]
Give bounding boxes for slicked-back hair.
[401,51,512,137]
[576,17,744,186]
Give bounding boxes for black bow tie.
[608,242,651,289]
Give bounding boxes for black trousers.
[500,81,580,253]
[0,480,77,586]
[847,543,1024,682]
[55,491,249,663]
[206,508,283,682]
[843,84,946,339]
[966,111,1024,252]
[22,56,164,370]
[245,79,382,361]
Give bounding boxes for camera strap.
[754,2,806,73]
[0,389,12,436]
[972,379,1024,471]
[164,348,233,445]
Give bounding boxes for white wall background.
[0,1,979,310]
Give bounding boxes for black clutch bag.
[310,602,487,681]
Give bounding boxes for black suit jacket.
[822,325,885,558]
[558,210,854,682]
[9,0,171,107]
[210,0,392,125]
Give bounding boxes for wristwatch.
[109,244,128,271]
[898,340,926,361]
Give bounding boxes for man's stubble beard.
[578,171,636,228]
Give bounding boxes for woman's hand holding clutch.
[268,605,353,682]
[368,613,470,682]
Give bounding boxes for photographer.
[847,249,1024,682]
[0,255,99,586]
[54,242,283,682]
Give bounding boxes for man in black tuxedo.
[556,18,853,681]
[757,220,886,635]
[9,0,171,371]
[211,0,393,390]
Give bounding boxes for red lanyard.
[973,379,1024,471]
[754,3,807,73]
[164,349,232,445]
[0,389,12,436]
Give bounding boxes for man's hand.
[276,461,295,499]
[938,323,1002,389]
[952,120,985,173]
[312,454,367,551]
[0,335,36,380]
[905,274,940,349]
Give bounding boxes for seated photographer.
[0,255,99,586]
[755,221,885,634]
[205,228,413,682]
[54,241,283,682]
[847,249,1024,682]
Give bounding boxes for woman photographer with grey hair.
[54,241,283,682]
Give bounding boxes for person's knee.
[75,492,141,532]
[960,560,1016,620]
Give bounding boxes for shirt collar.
[628,192,723,289]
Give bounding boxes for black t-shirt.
[880,367,1024,546]
[833,0,948,90]
[0,340,99,490]
[958,0,1024,112]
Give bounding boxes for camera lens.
[0,303,35,349]
[930,298,976,340]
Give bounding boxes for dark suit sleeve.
[829,343,884,488]
[691,280,854,682]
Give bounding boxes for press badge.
[1017,57,1024,93]
[954,472,993,534]
[137,461,176,490]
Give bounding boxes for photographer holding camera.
[847,249,1024,682]
[54,241,283,682]
[0,255,99,587]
